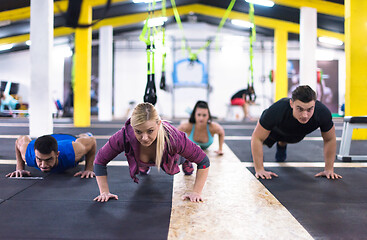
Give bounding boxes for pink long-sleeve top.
[94,119,207,183]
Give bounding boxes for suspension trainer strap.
[144,43,157,105]
[247,3,256,101]
[170,0,191,54]
[171,0,236,58]
[160,27,167,90]
[160,0,168,90]
[140,2,158,105]
[215,0,237,49]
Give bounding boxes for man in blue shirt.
[6,133,96,178]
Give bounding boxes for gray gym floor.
[0,117,367,239]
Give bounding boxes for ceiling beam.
[0,3,344,46]
[0,0,345,23]
[273,0,344,18]
[0,0,129,22]
[194,4,344,40]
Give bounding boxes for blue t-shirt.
[25,134,78,173]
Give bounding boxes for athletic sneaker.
[182,160,194,175]
[275,143,287,162]
[139,167,151,175]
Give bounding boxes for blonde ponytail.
[155,122,165,169]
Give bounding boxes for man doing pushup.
[251,85,342,180]
[6,133,96,178]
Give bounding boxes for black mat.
[0,138,124,161]
[0,165,48,200]
[246,167,367,240]
[226,138,367,163]
[0,165,173,240]
[0,200,171,240]
[226,139,329,162]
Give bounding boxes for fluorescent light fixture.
[26,40,31,46]
[231,19,253,28]
[0,44,14,51]
[318,36,344,46]
[144,17,167,27]
[0,20,11,27]
[245,0,274,7]
[133,0,162,3]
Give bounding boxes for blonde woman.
[94,103,210,203]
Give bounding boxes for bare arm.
[251,122,278,179]
[93,175,118,202]
[183,167,209,202]
[315,126,342,179]
[73,135,97,178]
[177,122,191,135]
[211,122,225,155]
[6,136,31,178]
[15,140,26,171]
[193,168,209,194]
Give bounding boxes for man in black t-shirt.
[251,85,342,180]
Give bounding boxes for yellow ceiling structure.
[0,0,344,46]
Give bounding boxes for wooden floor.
[168,139,312,239]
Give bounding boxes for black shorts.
[263,133,304,148]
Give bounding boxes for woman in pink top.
[94,103,210,203]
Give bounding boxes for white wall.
[0,22,345,120]
[0,45,71,109]
[114,23,276,119]
[0,51,31,104]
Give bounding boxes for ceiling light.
[0,20,11,27]
[318,36,344,46]
[144,17,167,27]
[0,44,14,51]
[245,0,274,7]
[231,19,253,28]
[133,0,162,3]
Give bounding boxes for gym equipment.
[337,116,367,162]
[140,2,158,105]
[169,0,236,117]
[143,42,157,105]
[170,41,211,118]
[0,81,21,113]
[159,0,168,91]
[317,68,322,83]
[172,58,208,87]
[269,69,274,83]
[247,2,257,100]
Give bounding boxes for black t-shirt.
[259,98,334,142]
[231,89,248,100]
